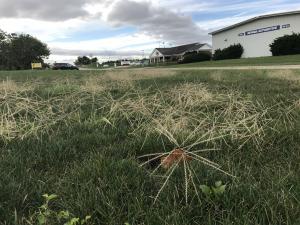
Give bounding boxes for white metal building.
[210,11,300,58]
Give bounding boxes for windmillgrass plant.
[0,69,299,217]
[104,81,297,203]
[1,69,300,224]
[0,81,82,141]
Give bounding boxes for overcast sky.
[0,0,299,62]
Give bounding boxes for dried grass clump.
[210,70,225,82]
[0,82,96,141]
[1,73,297,204]
[1,94,70,141]
[139,145,234,204]
[109,82,270,151]
[294,99,300,109]
[0,79,18,92]
[268,70,300,81]
[0,79,33,93]
[80,76,107,94]
[80,69,176,94]
[108,82,288,204]
[270,100,298,131]
[121,83,275,203]
[168,83,214,107]
[130,69,176,79]
[105,69,175,80]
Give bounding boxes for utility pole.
[141,50,145,67]
[141,50,145,59]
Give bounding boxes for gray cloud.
[51,48,144,57]
[107,0,209,44]
[0,0,101,21]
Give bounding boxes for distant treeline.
[74,56,98,66]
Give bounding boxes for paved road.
[79,65,300,71]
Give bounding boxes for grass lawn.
[162,54,300,67]
[0,69,300,225]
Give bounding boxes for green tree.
[0,30,50,70]
[91,57,98,63]
[9,34,50,69]
[0,30,11,69]
[74,56,91,65]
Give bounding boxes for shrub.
[181,51,212,64]
[213,44,244,60]
[270,33,300,56]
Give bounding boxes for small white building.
[120,60,145,66]
[149,43,212,64]
[121,60,131,66]
[210,11,300,58]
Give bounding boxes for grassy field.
[0,69,300,225]
[158,54,300,67]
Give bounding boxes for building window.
[245,25,280,36]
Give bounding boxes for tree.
[270,33,300,56]
[0,30,50,70]
[0,30,11,70]
[9,34,50,70]
[74,56,91,65]
[91,57,98,63]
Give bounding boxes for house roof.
[209,10,300,35]
[155,43,207,56]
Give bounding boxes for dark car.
[52,63,79,70]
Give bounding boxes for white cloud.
[48,33,160,62]
[0,18,88,42]
[49,33,155,51]
[197,15,254,32]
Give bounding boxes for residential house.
[149,43,212,64]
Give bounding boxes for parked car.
[52,63,79,70]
